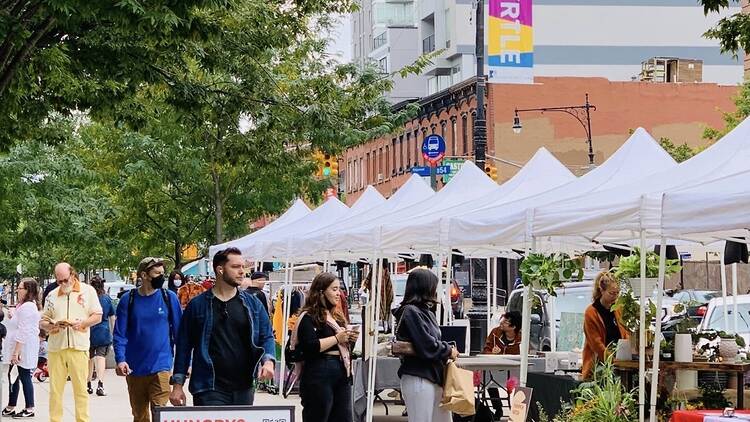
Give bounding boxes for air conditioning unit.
[377,173,384,182]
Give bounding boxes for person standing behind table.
[294,273,358,422]
[113,257,181,422]
[40,263,103,422]
[393,268,459,422]
[482,311,522,419]
[87,276,116,397]
[169,247,275,407]
[167,270,183,295]
[582,271,629,380]
[2,278,41,418]
[177,276,205,310]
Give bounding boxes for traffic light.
[485,164,498,181]
[330,158,339,178]
[323,154,332,177]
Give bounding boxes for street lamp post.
[512,94,597,165]
[473,0,487,171]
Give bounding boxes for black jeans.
[193,388,255,406]
[299,356,352,422]
[7,366,34,408]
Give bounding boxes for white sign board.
[154,406,295,422]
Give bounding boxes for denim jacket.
[170,288,276,394]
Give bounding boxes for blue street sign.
[411,166,431,177]
[435,165,451,175]
[421,134,446,164]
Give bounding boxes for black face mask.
[151,274,166,289]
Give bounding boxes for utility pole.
[473,0,487,171]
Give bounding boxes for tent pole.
[519,237,535,387]
[649,237,667,422]
[733,263,739,334]
[720,252,728,332]
[279,257,292,394]
[446,250,454,325]
[366,255,383,422]
[486,257,491,325]
[436,253,444,324]
[638,231,647,422]
[436,252,445,324]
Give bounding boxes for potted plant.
[660,339,674,361]
[613,248,681,297]
[611,287,657,355]
[519,253,583,296]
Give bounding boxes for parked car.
[507,281,683,351]
[104,281,136,300]
[668,289,720,321]
[697,294,750,346]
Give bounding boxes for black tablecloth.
[527,372,581,421]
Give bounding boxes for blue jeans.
[7,366,34,408]
[193,388,254,406]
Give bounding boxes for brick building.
[341,76,738,205]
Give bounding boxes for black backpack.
[128,288,174,347]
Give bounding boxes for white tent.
[290,173,435,260]
[257,186,386,261]
[532,117,750,241]
[250,196,351,260]
[207,198,311,258]
[445,127,678,254]
[377,147,577,255]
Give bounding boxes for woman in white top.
[2,278,41,418]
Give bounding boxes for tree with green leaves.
[658,137,701,163]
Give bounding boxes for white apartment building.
[352,0,744,99]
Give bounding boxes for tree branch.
[0,14,55,97]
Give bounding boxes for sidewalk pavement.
[1,369,402,421]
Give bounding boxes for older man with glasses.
[40,263,103,422]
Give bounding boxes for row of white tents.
[211,116,750,422]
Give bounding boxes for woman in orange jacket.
[582,271,629,380]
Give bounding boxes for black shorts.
[89,345,109,358]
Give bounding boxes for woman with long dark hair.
[87,276,115,396]
[393,268,458,422]
[296,272,359,422]
[2,278,40,418]
[167,270,184,294]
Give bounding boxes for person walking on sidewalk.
[87,276,115,397]
[169,247,275,406]
[113,257,181,422]
[40,263,103,422]
[2,278,41,418]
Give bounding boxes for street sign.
[411,166,431,177]
[442,158,465,183]
[421,134,446,164]
[435,165,451,175]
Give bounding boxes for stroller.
[33,356,48,382]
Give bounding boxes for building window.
[385,145,390,179]
[414,130,421,166]
[373,32,387,50]
[451,118,457,157]
[379,147,384,180]
[422,33,435,54]
[391,139,397,176]
[427,77,438,95]
[461,115,468,156]
[406,132,412,168]
[359,157,364,189]
[452,65,462,84]
[366,152,371,184]
[377,57,388,74]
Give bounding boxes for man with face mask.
[170,247,275,407]
[113,257,182,422]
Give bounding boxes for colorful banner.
[488,0,533,84]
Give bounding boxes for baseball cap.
[249,271,269,280]
[137,257,164,275]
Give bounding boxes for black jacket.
[393,304,452,386]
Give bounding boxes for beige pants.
[125,371,170,422]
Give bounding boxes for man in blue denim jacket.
[169,247,275,406]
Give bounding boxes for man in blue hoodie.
[169,247,275,406]
[113,258,182,422]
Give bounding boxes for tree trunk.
[212,168,223,244]
[174,239,182,270]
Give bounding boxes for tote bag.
[440,360,476,416]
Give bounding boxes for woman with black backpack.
[294,272,359,422]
